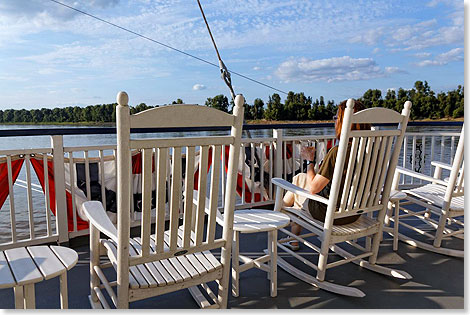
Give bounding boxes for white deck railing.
[0,127,462,250]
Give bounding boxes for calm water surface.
[0,124,462,243]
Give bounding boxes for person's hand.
[300,146,315,161]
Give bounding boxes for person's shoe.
[279,238,300,251]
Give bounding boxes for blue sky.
[0,0,464,110]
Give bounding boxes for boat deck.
[0,224,463,309]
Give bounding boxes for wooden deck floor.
[0,226,463,309]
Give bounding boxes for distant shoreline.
[0,117,464,126]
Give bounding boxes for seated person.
[282,99,370,250]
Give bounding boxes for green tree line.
[0,81,463,124]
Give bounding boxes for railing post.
[51,135,69,245]
[273,128,283,180]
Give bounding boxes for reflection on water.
[0,123,461,243]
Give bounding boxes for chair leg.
[369,230,383,265]
[384,201,393,226]
[268,229,278,297]
[116,271,129,309]
[89,225,100,304]
[316,240,330,281]
[217,245,232,309]
[24,284,35,309]
[59,272,68,309]
[14,286,24,309]
[393,201,400,251]
[231,231,240,297]
[433,212,448,248]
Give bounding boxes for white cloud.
[416,47,463,66]
[37,68,68,75]
[275,56,391,83]
[372,48,380,54]
[385,67,407,74]
[253,66,261,71]
[19,39,168,81]
[0,0,120,18]
[414,52,431,58]
[427,0,461,8]
[0,0,409,52]
[351,0,463,52]
[350,28,384,45]
[89,0,120,8]
[192,84,206,90]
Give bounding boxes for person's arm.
[307,168,329,194]
[301,146,330,194]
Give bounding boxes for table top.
[0,245,78,289]
[233,209,290,233]
[390,190,407,202]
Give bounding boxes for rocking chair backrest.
[115,92,244,266]
[324,99,411,224]
[445,125,464,200]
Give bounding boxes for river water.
[0,123,462,243]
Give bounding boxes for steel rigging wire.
[196,0,235,100]
[48,0,288,96]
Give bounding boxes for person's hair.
[335,99,371,139]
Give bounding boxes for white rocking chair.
[388,125,464,257]
[83,91,245,308]
[272,99,412,297]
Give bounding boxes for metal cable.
[197,0,235,99]
[48,0,288,95]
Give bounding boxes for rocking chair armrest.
[431,161,454,172]
[271,177,329,205]
[82,201,118,243]
[394,166,447,186]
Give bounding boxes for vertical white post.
[23,284,35,309]
[217,94,244,308]
[268,229,278,297]
[59,272,68,309]
[25,155,35,239]
[116,91,131,309]
[14,286,24,309]
[231,231,240,297]
[51,135,69,244]
[273,129,283,187]
[6,155,17,243]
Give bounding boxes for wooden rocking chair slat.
[182,146,196,249]
[360,136,382,208]
[367,136,388,207]
[169,147,182,252]
[195,146,209,246]
[339,137,359,212]
[140,148,153,257]
[207,145,222,243]
[155,147,168,254]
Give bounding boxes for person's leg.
[281,173,309,251]
[282,191,301,250]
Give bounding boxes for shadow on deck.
[0,226,463,309]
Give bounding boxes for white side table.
[389,190,407,251]
[230,209,290,298]
[0,245,78,309]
